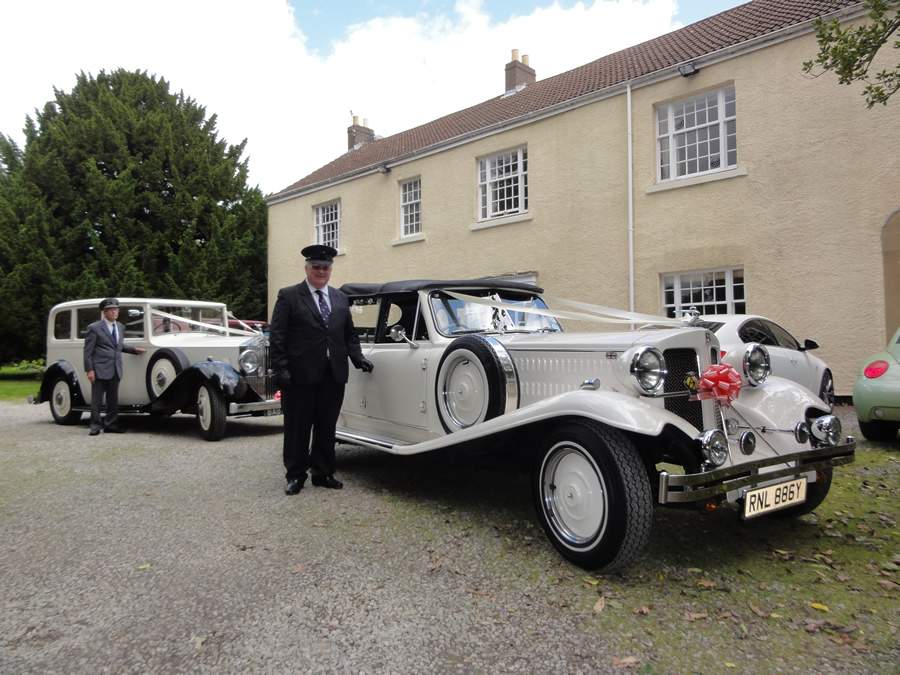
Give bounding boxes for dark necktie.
[111,324,117,344]
[316,290,330,326]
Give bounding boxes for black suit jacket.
[269,282,364,384]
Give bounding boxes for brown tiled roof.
[272,0,861,197]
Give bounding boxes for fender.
[141,361,248,415]
[731,376,831,428]
[338,388,700,456]
[37,360,88,408]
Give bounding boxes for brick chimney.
[347,116,375,150]
[505,49,535,92]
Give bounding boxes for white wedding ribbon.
[443,291,682,327]
[150,309,260,337]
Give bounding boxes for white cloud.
[2,0,680,195]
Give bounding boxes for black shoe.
[104,426,125,434]
[89,429,101,436]
[285,478,304,495]
[311,475,343,490]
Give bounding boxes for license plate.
[743,478,807,518]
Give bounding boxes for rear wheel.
[532,420,652,571]
[49,376,82,425]
[196,384,227,441]
[858,419,900,442]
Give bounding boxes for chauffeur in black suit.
[269,245,374,495]
[84,297,146,435]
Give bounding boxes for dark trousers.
[90,376,120,432]
[281,362,345,480]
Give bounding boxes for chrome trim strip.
[657,441,855,503]
[482,336,519,415]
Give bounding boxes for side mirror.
[389,324,419,349]
[802,339,820,351]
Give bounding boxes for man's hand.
[136,348,147,355]
[275,369,292,389]
[359,359,374,373]
[87,370,96,383]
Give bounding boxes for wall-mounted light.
[377,164,391,174]
[678,62,699,77]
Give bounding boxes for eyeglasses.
[310,264,331,271]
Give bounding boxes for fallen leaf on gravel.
[877,580,899,591]
[836,573,851,582]
[137,563,151,570]
[313,522,327,528]
[634,606,651,615]
[593,597,606,613]
[194,636,205,650]
[697,579,716,589]
[687,568,703,574]
[466,587,488,596]
[291,565,303,574]
[612,656,640,668]
[724,663,736,668]
[684,612,708,622]
[749,604,767,618]
[582,577,599,586]
[810,603,830,612]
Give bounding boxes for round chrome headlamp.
[629,346,666,395]
[239,349,260,376]
[810,415,842,446]
[742,343,770,386]
[699,429,729,466]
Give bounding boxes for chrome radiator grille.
[663,348,704,430]
[245,339,277,400]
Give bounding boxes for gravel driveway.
[0,402,890,673]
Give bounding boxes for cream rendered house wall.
[268,28,899,397]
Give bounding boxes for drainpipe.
[627,84,635,322]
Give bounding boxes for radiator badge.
[606,352,618,360]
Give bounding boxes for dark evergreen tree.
[0,69,268,363]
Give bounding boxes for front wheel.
[532,420,652,571]
[49,376,82,425]
[770,468,833,518]
[196,384,227,441]
[818,370,835,412]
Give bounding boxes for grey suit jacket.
[83,320,138,380]
[269,283,364,384]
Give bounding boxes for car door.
[762,319,819,392]
[343,296,432,442]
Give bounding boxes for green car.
[853,325,900,442]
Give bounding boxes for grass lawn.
[0,365,42,402]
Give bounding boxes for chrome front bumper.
[228,400,282,415]
[658,439,856,504]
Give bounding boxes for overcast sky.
[2,0,746,195]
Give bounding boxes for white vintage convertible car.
[337,279,855,571]
[30,298,280,440]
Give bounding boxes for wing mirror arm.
[389,324,419,349]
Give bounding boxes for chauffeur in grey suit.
[269,245,374,495]
[84,297,146,435]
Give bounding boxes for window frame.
[400,178,422,238]
[656,85,736,183]
[478,147,528,221]
[661,266,745,318]
[314,201,341,250]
